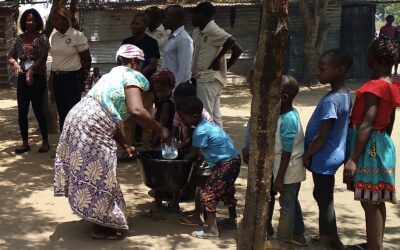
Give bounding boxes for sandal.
[91,230,126,240]
[15,146,31,154]
[90,225,126,240]
[177,215,204,226]
[191,230,219,240]
[38,144,50,153]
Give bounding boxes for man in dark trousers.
[122,12,160,149]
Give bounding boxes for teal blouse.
[88,66,149,122]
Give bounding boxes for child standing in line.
[344,37,400,250]
[304,49,353,249]
[273,75,307,246]
[151,69,176,146]
[177,96,241,239]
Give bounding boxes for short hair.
[20,8,44,32]
[386,15,395,24]
[55,5,73,28]
[173,82,196,100]
[116,56,132,66]
[320,49,353,71]
[176,96,203,116]
[165,5,185,23]
[281,75,299,100]
[145,6,162,24]
[369,36,398,66]
[133,12,149,26]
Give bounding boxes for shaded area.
[0,81,399,249]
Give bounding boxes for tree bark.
[300,0,330,84]
[237,1,289,249]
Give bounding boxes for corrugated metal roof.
[78,0,262,10]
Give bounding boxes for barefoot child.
[177,96,240,239]
[273,75,307,246]
[344,37,400,250]
[172,83,214,227]
[304,49,353,249]
[145,69,176,218]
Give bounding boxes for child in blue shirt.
[304,49,353,249]
[177,96,241,240]
[273,76,307,246]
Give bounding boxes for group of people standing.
[8,6,91,154]
[241,40,398,249]
[50,1,242,241]
[8,2,398,249]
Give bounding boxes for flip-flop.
[181,210,195,216]
[177,216,203,226]
[191,230,219,240]
[90,230,126,240]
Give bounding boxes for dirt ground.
[0,81,399,250]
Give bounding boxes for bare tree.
[299,0,330,84]
[237,1,289,249]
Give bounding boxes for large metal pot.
[137,149,193,191]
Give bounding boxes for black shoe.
[15,146,31,154]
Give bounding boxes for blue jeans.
[312,173,338,237]
[277,182,305,241]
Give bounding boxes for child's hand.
[303,156,312,171]
[343,159,357,190]
[158,127,171,144]
[242,147,249,165]
[124,145,136,158]
[273,178,284,193]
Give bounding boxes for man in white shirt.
[162,5,194,85]
[191,2,243,127]
[145,6,171,71]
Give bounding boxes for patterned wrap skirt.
[346,128,397,204]
[201,156,241,213]
[54,96,129,230]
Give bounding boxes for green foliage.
[376,4,400,22]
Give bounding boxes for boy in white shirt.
[273,75,307,246]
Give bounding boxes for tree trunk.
[300,0,330,84]
[237,1,289,250]
[43,0,67,134]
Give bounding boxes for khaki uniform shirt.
[192,20,231,86]
[50,27,89,71]
[146,24,170,70]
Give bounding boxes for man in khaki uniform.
[191,2,243,127]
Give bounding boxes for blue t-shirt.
[304,91,352,174]
[280,109,300,152]
[192,120,239,167]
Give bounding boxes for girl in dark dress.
[151,69,176,146]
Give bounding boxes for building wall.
[81,6,259,84]
[81,2,346,83]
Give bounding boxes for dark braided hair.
[369,36,398,66]
[150,69,176,89]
